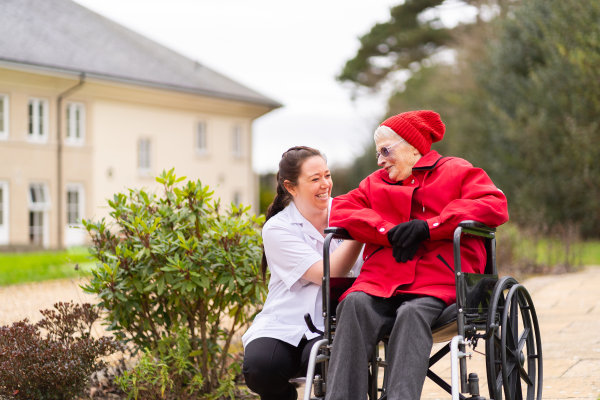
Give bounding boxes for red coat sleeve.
[330,177,395,246]
[425,160,509,240]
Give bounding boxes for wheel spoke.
[495,371,503,396]
[518,365,534,386]
[503,356,516,377]
[513,367,523,399]
[517,328,530,354]
[510,299,519,348]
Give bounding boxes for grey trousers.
[325,292,445,400]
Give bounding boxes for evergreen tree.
[475,0,600,238]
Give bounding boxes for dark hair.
[261,146,324,278]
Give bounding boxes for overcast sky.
[72,0,402,173]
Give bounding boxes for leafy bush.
[83,169,267,397]
[117,348,172,400]
[0,302,120,400]
[116,326,255,400]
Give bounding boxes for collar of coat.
[378,150,449,185]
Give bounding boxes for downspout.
[56,73,85,249]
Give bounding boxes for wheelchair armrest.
[324,227,353,240]
[457,220,495,239]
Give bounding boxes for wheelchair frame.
[302,221,543,400]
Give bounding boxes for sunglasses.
[375,140,405,159]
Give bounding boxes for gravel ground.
[0,277,97,326]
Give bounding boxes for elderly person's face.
[375,134,422,182]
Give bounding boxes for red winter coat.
[330,151,509,305]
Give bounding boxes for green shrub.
[83,169,267,397]
[0,302,120,400]
[116,326,255,400]
[117,348,172,400]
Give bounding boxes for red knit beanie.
[379,110,445,155]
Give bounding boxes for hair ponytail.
[261,146,324,279]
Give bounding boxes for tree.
[474,0,600,238]
[258,172,276,215]
[338,0,449,90]
[331,142,378,195]
[334,1,516,188]
[338,0,516,91]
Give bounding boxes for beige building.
[0,0,280,249]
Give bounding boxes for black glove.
[387,220,430,263]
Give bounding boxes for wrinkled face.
[285,156,332,213]
[375,136,421,182]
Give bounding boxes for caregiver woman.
[242,146,363,400]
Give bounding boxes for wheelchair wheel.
[486,277,543,400]
[486,276,517,400]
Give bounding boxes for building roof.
[0,0,281,108]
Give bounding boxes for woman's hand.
[302,240,363,285]
[387,220,429,263]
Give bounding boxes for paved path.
[1,267,599,399]
[519,266,600,399]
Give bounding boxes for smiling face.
[284,155,332,214]
[375,134,422,182]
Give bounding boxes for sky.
[72,0,401,173]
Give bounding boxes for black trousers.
[243,336,322,400]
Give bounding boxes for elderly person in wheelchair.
[325,110,509,400]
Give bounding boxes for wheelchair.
[301,221,543,400]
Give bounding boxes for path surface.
[0,277,95,325]
[1,267,599,399]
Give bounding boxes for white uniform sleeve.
[263,222,322,290]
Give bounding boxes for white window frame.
[195,120,208,155]
[0,94,8,141]
[138,138,152,174]
[28,98,49,143]
[65,102,85,145]
[232,124,243,158]
[65,183,85,247]
[28,182,50,247]
[66,183,84,226]
[0,181,8,245]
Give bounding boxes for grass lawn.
[535,239,600,268]
[0,247,94,286]
[580,240,600,266]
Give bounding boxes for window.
[0,181,8,245]
[138,138,151,173]
[65,184,85,247]
[195,121,207,154]
[66,184,83,225]
[66,102,85,145]
[0,94,8,140]
[28,98,49,142]
[28,183,50,246]
[232,124,243,158]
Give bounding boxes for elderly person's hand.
[387,220,430,263]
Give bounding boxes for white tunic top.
[242,200,362,347]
